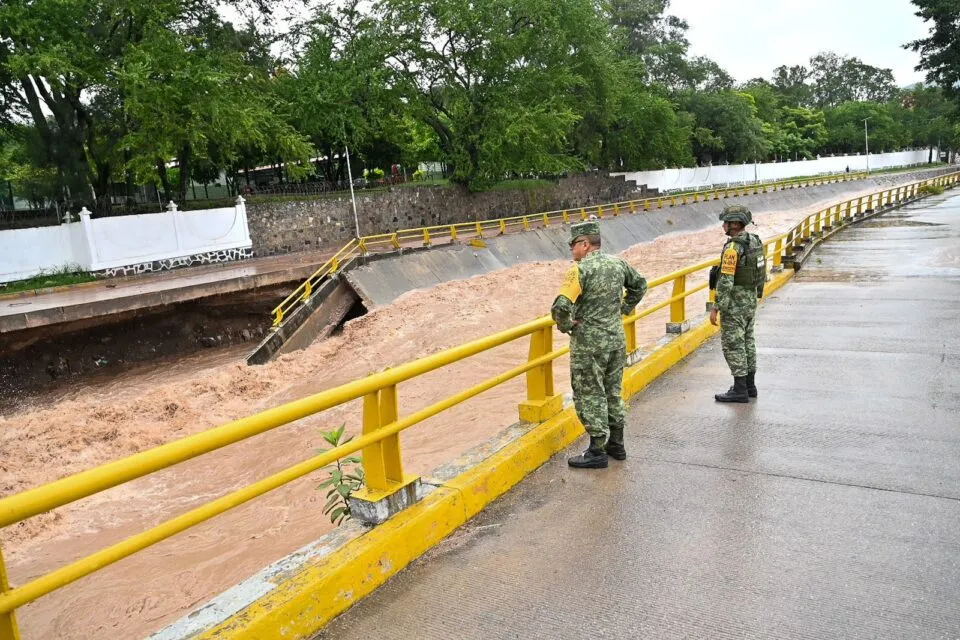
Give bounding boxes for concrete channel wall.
[344,172,941,307]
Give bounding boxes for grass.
[0,266,97,295]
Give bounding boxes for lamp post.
[862,117,872,174]
[345,146,360,238]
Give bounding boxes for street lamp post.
[345,146,360,238]
[863,117,872,174]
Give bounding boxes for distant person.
[552,221,647,468]
[709,205,766,402]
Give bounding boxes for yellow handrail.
[270,171,872,326]
[0,172,954,637]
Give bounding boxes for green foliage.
[0,0,955,204]
[316,425,365,526]
[918,183,945,195]
[907,0,960,105]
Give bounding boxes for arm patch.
[558,264,582,302]
[720,247,739,276]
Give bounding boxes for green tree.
[808,52,897,108]
[771,65,813,107]
[377,0,612,188]
[681,91,770,164]
[823,101,905,154]
[906,0,960,104]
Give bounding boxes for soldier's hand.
[709,308,719,326]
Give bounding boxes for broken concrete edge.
[245,247,436,365]
[151,268,795,640]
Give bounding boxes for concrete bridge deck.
[318,194,960,638]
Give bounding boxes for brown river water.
[0,188,887,639]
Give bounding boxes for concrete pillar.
[78,207,98,270]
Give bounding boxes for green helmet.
[719,204,752,225]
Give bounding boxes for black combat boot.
[605,426,627,460]
[568,436,609,468]
[745,372,758,398]
[715,376,749,403]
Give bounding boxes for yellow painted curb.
[198,268,796,640]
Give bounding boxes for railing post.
[562,210,570,223]
[666,274,689,334]
[580,207,588,220]
[644,199,651,212]
[518,326,563,423]
[450,226,458,242]
[669,196,676,207]
[522,216,530,231]
[772,238,784,272]
[713,190,719,200]
[597,205,605,218]
[350,385,420,525]
[613,204,621,216]
[358,238,368,256]
[814,211,823,235]
[803,217,812,241]
[423,228,432,246]
[499,219,507,234]
[625,315,638,354]
[391,233,401,249]
[657,198,664,209]
[542,213,550,227]
[629,201,637,213]
[476,222,484,238]
[1,545,21,640]
[783,230,795,265]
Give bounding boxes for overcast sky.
[668,0,930,86]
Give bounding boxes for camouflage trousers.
[720,308,757,377]
[570,347,625,445]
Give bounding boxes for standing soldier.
[552,221,647,469]
[710,205,766,402]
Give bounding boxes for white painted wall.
[0,199,252,283]
[612,149,938,192]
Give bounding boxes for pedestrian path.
[317,192,960,639]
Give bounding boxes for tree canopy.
[0,0,955,206]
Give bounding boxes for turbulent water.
[0,186,894,639]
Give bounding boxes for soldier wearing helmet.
[709,204,766,402]
[552,220,647,468]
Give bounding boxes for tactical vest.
[726,233,766,289]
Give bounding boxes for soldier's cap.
[569,220,601,246]
[718,204,753,225]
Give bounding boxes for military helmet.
[718,204,752,225]
[569,220,601,246]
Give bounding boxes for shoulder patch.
[720,247,739,276]
[558,264,582,302]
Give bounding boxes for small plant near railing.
[316,425,365,525]
[918,183,945,196]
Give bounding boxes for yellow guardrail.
[270,171,873,327]
[0,171,955,640]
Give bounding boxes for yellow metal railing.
[270,171,873,327]
[0,172,956,640]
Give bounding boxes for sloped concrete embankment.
[345,173,933,307]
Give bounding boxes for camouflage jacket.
[551,251,647,355]
[715,232,763,317]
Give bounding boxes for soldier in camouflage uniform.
[709,205,766,403]
[552,221,648,468]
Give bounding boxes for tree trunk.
[178,144,192,204]
[156,160,172,203]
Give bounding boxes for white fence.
[612,149,939,193]
[0,199,252,284]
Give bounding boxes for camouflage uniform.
[712,205,766,402]
[552,221,647,464]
